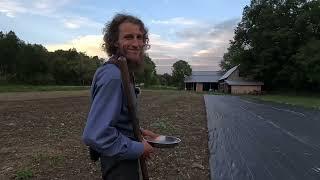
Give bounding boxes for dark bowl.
[144,135,181,148]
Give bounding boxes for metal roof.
[219,65,239,81]
[184,71,223,83]
[192,71,222,76]
[225,80,264,86]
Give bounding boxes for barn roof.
[219,65,239,81]
[184,71,223,83]
[225,80,264,86]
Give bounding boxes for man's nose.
[131,38,139,47]
[131,37,142,48]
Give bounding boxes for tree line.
[0,31,104,85]
[220,0,320,91]
[0,31,192,88]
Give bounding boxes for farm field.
[0,90,209,180]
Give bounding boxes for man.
[82,13,158,180]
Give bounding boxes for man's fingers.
[143,153,151,160]
[142,129,160,139]
[142,151,154,160]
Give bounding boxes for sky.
[0,0,250,74]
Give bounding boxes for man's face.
[116,22,144,64]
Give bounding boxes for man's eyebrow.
[123,33,143,37]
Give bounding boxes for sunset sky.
[0,0,250,74]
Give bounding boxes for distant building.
[218,65,264,94]
[184,71,223,92]
[184,65,264,94]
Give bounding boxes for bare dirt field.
[0,90,209,180]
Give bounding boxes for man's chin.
[126,55,143,64]
[127,58,144,73]
[126,55,143,63]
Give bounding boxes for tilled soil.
[0,90,209,180]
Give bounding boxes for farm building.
[184,65,264,94]
[218,65,264,94]
[184,71,223,92]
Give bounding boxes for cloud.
[0,0,102,29]
[45,18,239,74]
[151,17,199,26]
[0,0,27,17]
[62,17,103,29]
[162,0,170,4]
[148,18,239,74]
[64,21,80,29]
[0,10,15,18]
[5,12,15,18]
[45,35,106,58]
[0,0,71,17]
[33,0,70,10]
[149,34,193,52]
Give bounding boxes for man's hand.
[141,129,159,159]
[141,129,160,140]
[142,140,154,159]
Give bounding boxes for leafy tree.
[220,0,320,91]
[135,55,158,87]
[16,44,51,84]
[0,31,22,81]
[158,73,172,86]
[172,60,192,89]
[0,31,104,85]
[291,39,320,90]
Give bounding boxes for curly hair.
[102,13,150,56]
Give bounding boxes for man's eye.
[124,35,133,39]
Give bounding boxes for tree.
[158,73,172,86]
[172,60,192,89]
[16,44,51,84]
[220,0,320,91]
[0,30,141,85]
[135,55,158,87]
[0,31,23,81]
[291,39,320,90]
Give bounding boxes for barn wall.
[196,83,203,92]
[231,85,261,94]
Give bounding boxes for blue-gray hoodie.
[82,63,144,160]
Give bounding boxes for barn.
[184,71,223,92]
[218,65,264,94]
[184,65,264,94]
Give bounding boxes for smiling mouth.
[127,50,140,54]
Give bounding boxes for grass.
[150,117,176,133]
[142,85,178,91]
[247,94,320,109]
[0,85,90,93]
[15,169,33,180]
[198,91,226,95]
[0,84,178,93]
